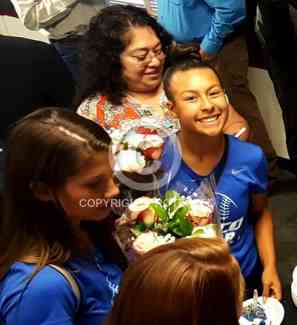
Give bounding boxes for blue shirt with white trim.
[161,135,268,277]
[0,247,122,324]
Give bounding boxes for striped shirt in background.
[10,0,105,39]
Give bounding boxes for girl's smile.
[169,67,228,137]
[196,113,222,124]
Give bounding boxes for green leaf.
[179,217,193,236]
[167,210,183,231]
[174,206,189,220]
[150,203,167,221]
[171,227,184,237]
[133,222,147,233]
[191,228,205,237]
[190,224,219,238]
[163,191,181,207]
[168,219,179,230]
[168,198,184,216]
[167,206,192,237]
[130,228,142,237]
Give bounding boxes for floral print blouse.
[77,93,180,136]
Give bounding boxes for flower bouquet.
[110,118,180,197]
[111,118,169,174]
[114,186,221,260]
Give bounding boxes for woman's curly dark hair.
[75,5,173,107]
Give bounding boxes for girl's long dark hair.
[0,107,111,279]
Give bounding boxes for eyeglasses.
[130,49,165,66]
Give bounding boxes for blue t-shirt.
[0,248,122,324]
[158,0,245,54]
[161,135,268,277]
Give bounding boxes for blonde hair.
[107,237,244,325]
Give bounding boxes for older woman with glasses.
[76,5,249,140]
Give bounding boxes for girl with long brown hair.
[0,108,124,324]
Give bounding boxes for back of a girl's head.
[164,44,223,101]
[1,108,110,264]
[107,237,243,325]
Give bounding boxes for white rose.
[110,129,126,144]
[128,196,155,220]
[133,231,175,255]
[188,199,212,218]
[140,134,164,150]
[124,131,145,147]
[113,149,146,173]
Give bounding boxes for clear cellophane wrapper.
[114,175,221,261]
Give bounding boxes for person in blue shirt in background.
[157,0,278,180]
[0,108,124,324]
[161,47,282,300]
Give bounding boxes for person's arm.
[251,193,282,300]
[223,104,250,141]
[11,0,79,30]
[200,0,246,57]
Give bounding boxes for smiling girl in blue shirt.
[0,108,124,324]
[161,50,282,300]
